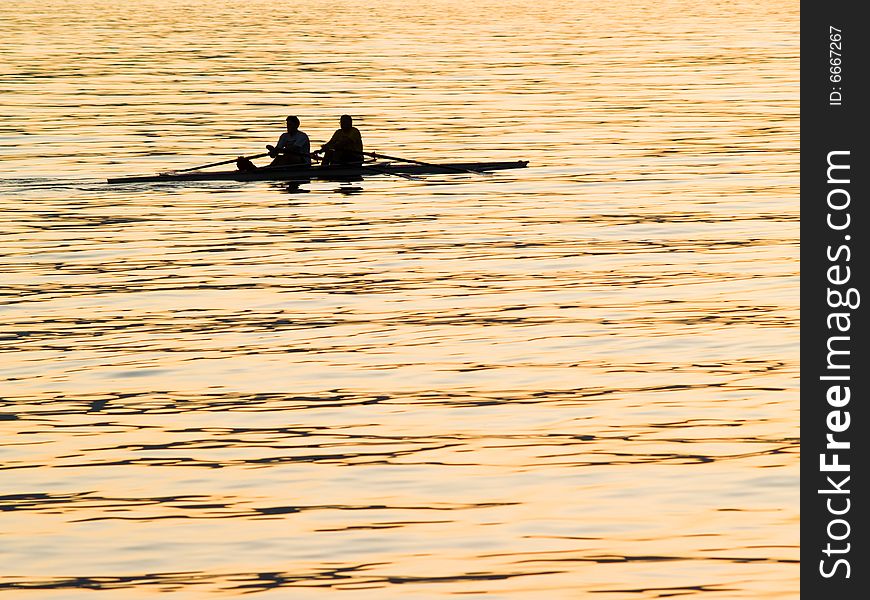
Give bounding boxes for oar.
[361,151,491,175]
[313,149,421,181]
[356,163,421,181]
[163,152,271,174]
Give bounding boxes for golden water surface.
[1,0,799,597]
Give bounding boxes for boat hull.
[107,160,529,184]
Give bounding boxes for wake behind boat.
[107,159,529,184]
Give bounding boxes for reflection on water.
[1,0,798,597]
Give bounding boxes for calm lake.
[1,0,798,597]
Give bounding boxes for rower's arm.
[268,137,297,158]
[267,134,284,157]
[321,130,340,150]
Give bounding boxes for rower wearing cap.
[237,115,311,171]
[320,115,364,166]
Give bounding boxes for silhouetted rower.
[237,116,311,171]
[320,115,363,166]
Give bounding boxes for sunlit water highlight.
[1,0,798,597]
